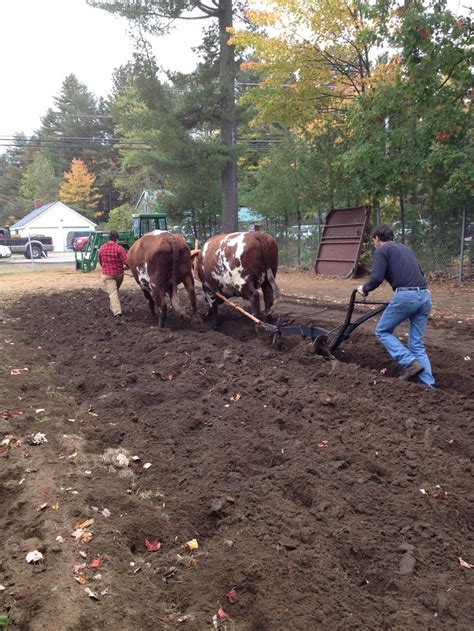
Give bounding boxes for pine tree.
[20,152,60,204]
[88,0,240,231]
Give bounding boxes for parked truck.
[0,227,54,259]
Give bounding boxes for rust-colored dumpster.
[314,205,371,278]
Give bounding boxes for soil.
[0,270,473,630]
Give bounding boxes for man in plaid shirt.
[98,230,128,318]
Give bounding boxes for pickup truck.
[0,227,54,259]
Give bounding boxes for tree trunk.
[399,187,406,244]
[372,197,381,225]
[191,207,198,240]
[297,204,302,266]
[219,0,238,232]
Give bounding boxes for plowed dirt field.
[0,270,473,630]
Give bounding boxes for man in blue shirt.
[356,224,434,387]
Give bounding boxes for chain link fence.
[268,214,473,280]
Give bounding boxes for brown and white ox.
[128,231,197,327]
[194,231,280,322]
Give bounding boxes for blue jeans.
[375,288,435,387]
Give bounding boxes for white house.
[9,202,96,252]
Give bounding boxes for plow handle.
[214,291,263,325]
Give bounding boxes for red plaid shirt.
[98,241,128,276]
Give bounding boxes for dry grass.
[0,267,136,298]
[1,265,472,318]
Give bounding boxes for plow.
[214,289,389,358]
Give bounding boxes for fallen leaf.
[73,563,87,573]
[75,575,86,585]
[116,453,130,467]
[89,558,101,569]
[84,587,99,600]
[82,532,93,543]
[230,393,241,401]
[182,539,198,553]
[29,433,47,445]
[145,539,162,552]
[101,508,111,518]
[36,502,48,512]
[74,518,94,530]
[459,557,474,569]
[177,613,195,623]
[26,550,44,564]
[317,440,329,449]
[52,501,60,510]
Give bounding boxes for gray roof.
[9,202,57,229]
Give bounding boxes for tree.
[38,74,121,215]
[344,1,472,244]
[39,74,106,173]
[20,152,60,204]
[88,0,240,231]
[0,134,33,225]
[106,203,134,230]
[59,158,101,218]
[231,0,387,127]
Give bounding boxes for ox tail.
[169,235,187,319]
[256,233,281,316]
[266,266,281,315]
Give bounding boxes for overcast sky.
[1,0,466,151]
[0,0,203,145]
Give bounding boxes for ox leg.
[262,280,274,323]
[158,302,167,328]
[142,289,155,316]
[152,286,167,328]
[243,284,262,320]
[203,287,219,326]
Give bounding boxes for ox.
[195,231,280,322]
[128,231,197,328]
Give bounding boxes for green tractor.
[75,212,168,272]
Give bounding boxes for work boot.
[399,359,424,381]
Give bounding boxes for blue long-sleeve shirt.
[362,242,427,294]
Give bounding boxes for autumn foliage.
[59,158,101,218]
